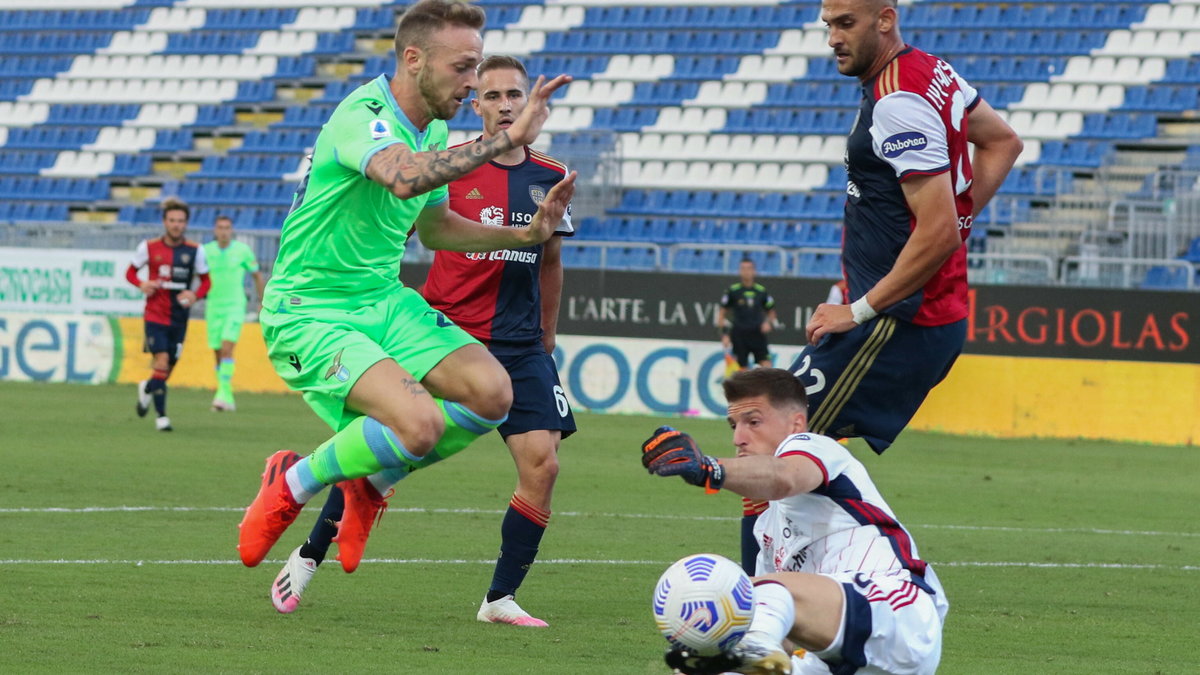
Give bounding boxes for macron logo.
[881,131,927,158]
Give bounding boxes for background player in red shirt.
[270,56,576,627]
[125,197,210,431]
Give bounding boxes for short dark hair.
[214,214,233,225]
[723,368,808,412]
[395,0,486,54]
[477,54,528,83]
[161,197,189,221]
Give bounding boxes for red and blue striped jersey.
[844,46,979,326]
[127,237,209,326]
[423,143,573,348]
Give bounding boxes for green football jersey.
[264,74,449,310]
[202,239,258,309]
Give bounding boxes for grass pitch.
[0,381,1195,673]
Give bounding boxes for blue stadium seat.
[562,245,602,269]
[1181,238,1200,264]
[1141,265,1191,290]
[110,154,152,177]
[193,105,237,127]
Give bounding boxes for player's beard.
[839,30,880,78]
[417,65,460,121]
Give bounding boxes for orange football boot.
[238,450,304,567]
[333,477,391,573]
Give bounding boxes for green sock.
[302,416,425,487]
[297,403,505,497]
[365,400,506,494]
[217,358,234,401]
[430,399,505,463]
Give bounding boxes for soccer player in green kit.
[236,0,576,571]
[202,215,265,412]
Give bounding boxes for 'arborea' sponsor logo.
[881,131,927,158]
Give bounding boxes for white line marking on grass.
[3,506,1197,539]
[0,558,1197,571]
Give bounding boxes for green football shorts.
[260,286,478,431]
[205,305,246,350]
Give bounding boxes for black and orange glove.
[641,426,725,493]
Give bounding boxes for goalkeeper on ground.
[641,368,948,675]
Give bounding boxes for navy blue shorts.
[787,316,965,454]
[492,346,576,440]
[143,321,187,361]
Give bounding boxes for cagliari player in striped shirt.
[643,369,948,675]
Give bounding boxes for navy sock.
[146,378,167,416]
[299,486,344,566]
[741,514,761,575]
[488,496,548,600]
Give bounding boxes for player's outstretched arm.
[364,74,572,202]
[414,182,570,253]
[966,98,1023,218]
[366,134,517,201]
[640,427,823,501]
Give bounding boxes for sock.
[748,580,796,644]
[365,399,505,496]
[367,468,406,497]
[149,368,169,416]
[741,498,768,575]
[433,399,506,463]
[487,493,550,600]
[216,358,234,401]
[299,486,344,566]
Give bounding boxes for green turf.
[0,381,1195,673]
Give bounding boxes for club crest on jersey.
[368,119,392,140]
[479,206,504,227]
[324,348,350,382]
[528,185,546,205]
[881,131,927,158]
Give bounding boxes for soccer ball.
[652,553,755,656]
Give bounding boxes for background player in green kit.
[236,0,576,575]
[202,215,265,412]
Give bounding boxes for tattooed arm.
[365,131,516,200]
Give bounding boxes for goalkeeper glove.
[641,426,725,494]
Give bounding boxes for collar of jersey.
[373,74,426,142]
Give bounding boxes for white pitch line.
[2,506,1197,539]
[0,558,1196,571]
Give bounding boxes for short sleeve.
[775,433,853,486]
[324,96,409,177]
[240,243,259,272]
[720,290,731,306]
[130,240,148,268]
[193,244,209,275]
[763,290,775,310]
[425,183,448,207]
[869,91,950,180]
[954,67,980,111]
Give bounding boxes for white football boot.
[155,416,172,432]
[136,380,151,417]
[476,594,548,627]
[730,631,793,674]
[272,547,318,613]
